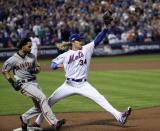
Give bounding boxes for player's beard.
[23,49,31,55]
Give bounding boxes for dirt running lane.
[0,107,160,131]
[0,61,160,131]
[41,61,160,71]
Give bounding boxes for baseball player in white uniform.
[1,38,65,131]
[31,31,131,128]
[30,34,41,58]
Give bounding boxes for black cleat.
[55,119,66,130]
[42,119,66,131]
[20,116,28,131]
[28,122,41,128]
[118,107,132,126]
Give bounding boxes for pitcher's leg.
[35,82,74,125]
[79,82,121,120]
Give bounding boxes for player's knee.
[100,95,106,100]
[48,98,55,106]
[96,95,106,102]
[48,98,52,106]
[37,94,47,103]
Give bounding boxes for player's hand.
[56,41,70,51]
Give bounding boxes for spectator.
[127,28,136,42]
[42,27,52,45]
[10,29,19,47]
[30,32,41,58]
[121,29,128,43]
[0,31,3,47]
[0,0,159,48]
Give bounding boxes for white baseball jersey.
[30,37,40,58]
[52,41,94,79]
[108,34,120,44]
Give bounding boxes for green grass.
[1,54,160,115]
[0,54,160,67]
[0,69,160,115]
[17,54,160,66]
[21,54,160,65]
[91,54,160,63]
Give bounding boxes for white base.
[13,127,43,131]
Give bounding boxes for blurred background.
[0,0,159,57]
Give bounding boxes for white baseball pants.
[35,80,121,125]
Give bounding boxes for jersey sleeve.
[2,57,16,72]
[51,53,65,64]
[83,41,95,55]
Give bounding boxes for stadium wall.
[0,41,160,60]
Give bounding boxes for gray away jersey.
[2,53,39,80]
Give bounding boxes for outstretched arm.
[94,10,114,47]
[51,62,63,70]
[94,28,108,47]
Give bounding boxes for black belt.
[67,78,86,82]
[18,77,36,83]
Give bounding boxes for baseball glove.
[8,78,22,91]
[12,81,23,91]
[56,41,71,51]
[103,10,113,25]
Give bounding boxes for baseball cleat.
[118,107,132,126]
[19,116,28,131]
[55,119,66,130]
[28,122,41,128]
[27,126,42,131]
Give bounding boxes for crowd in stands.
[0,0,159,48]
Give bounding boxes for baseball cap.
[69,33,83,41]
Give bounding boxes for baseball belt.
[67,78,86,82]
[17,77,36,83]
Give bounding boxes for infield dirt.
[0,61,160,131]
[0,107,160,131]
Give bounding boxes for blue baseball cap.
[69,33,83,41]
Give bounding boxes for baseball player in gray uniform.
[1,38,65,131]
[30,11,131,128]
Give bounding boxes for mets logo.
[68,52,84,64]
